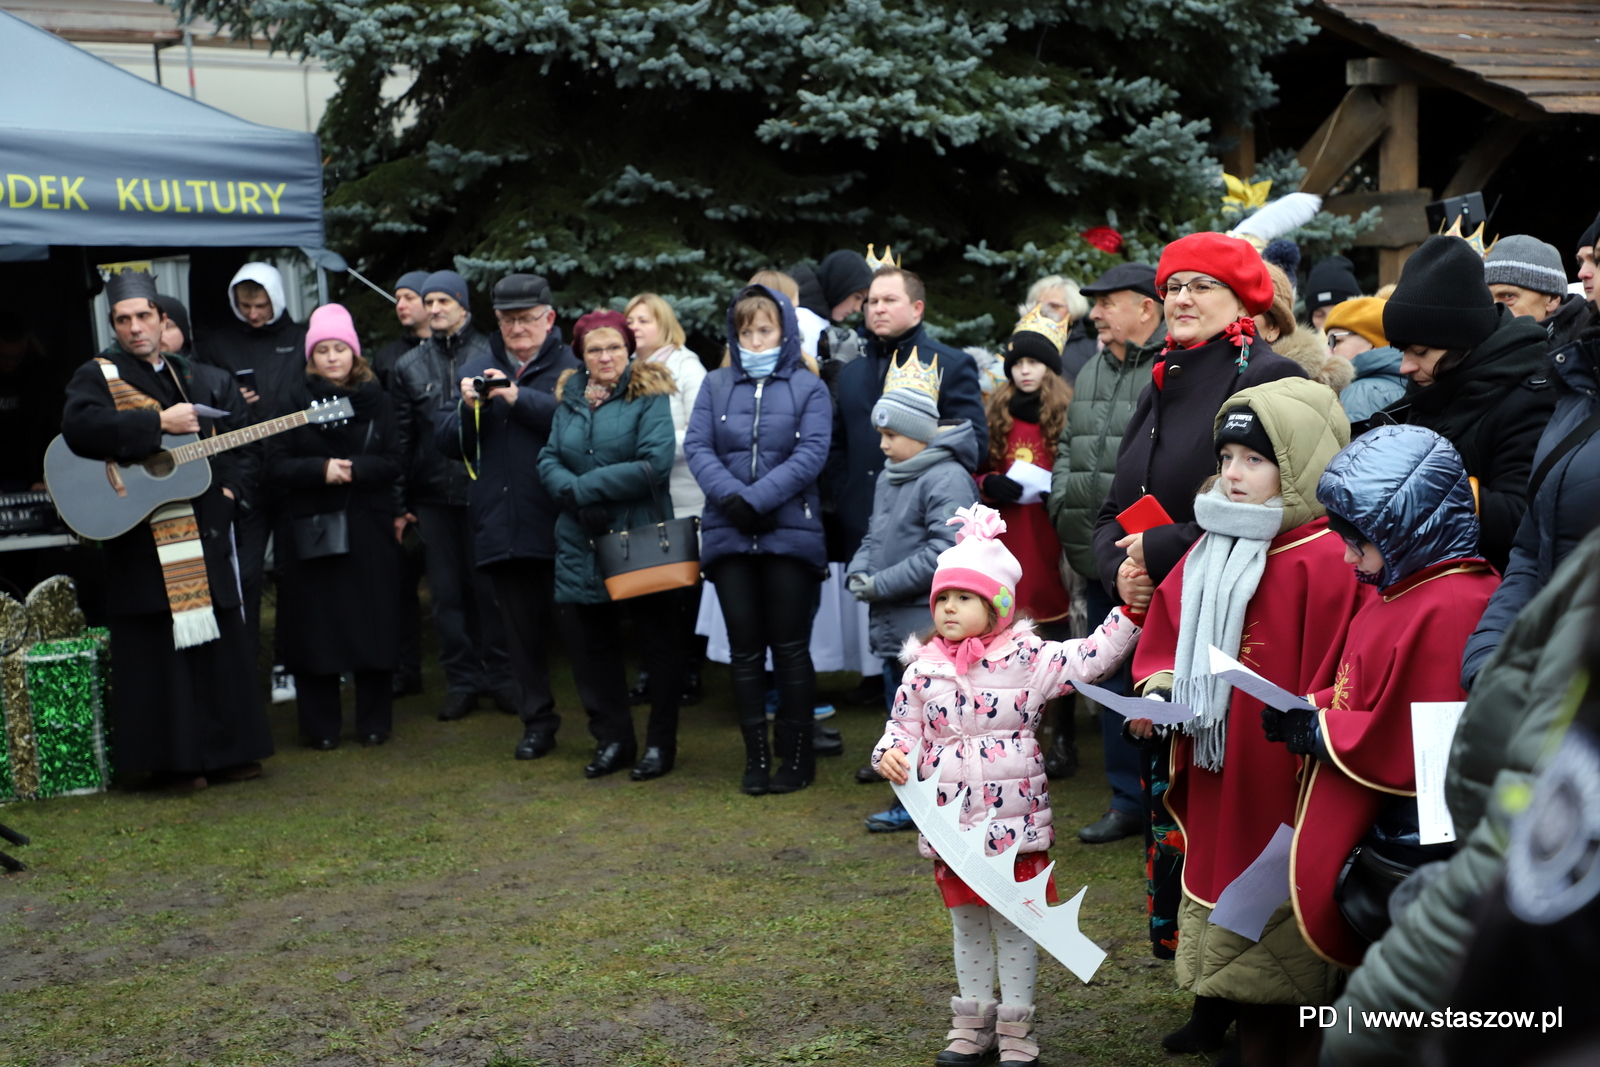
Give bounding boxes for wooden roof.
[1311,0,1600,118]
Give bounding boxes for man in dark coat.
[193,262,308,672]
[436,274,581,760]
[390,269,513,720]
[369,270,433,696]
[828,266,987,560]
[59,272,270,788]
[1376,235,1557,573]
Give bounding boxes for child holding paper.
[1269,424,1498,968]
[1128,377,1368,1067]
[873,504,1143,1066]
[977,307,1079,777]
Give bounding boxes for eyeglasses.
[587,343,628,357]
[497,308,549,329]
[1325,330,1358,348]
[1159,278,1230,298]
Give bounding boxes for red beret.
[573,309,635,357]
[1156,232,1275,315]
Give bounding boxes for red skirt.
[934,850,1061,908]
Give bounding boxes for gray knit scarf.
[1173,482,1283,771]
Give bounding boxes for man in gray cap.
[1046,261,1163,844]
[1485,235,1587,348]
[372,270,433,389]
[437,274,582,760]
[391,269,514,722]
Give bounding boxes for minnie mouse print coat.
[871,610,1142,861]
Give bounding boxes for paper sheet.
[1411,701,1468,845]
[1207,645,1316,712]
[893,741,1107,983]
[1004,459,1053,506]
[1073,680,1196,725]
[1208,823,1295,942]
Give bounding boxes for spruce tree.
[176,0,1360,348]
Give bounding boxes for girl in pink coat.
[873,505,1143,1066]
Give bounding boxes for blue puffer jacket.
[1316,423,1482,590]
[1462,333,1600,687]
[684,285,832,574]
[1339,345,1407,425]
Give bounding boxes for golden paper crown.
[865,242,902,271]
[1441,215,1500,259]
[1012,303,1071,354]
[882,348,941,400]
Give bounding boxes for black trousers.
[567,591,684,751]
[296,670,393,742]
[395,529,425,684]
[415,504,512,696]
[482,558,575,732]
[709,554,819,730]
[234,497,273,654]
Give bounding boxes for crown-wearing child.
[848,353,981,833]
[872,504,1144,1067]
[1128,377,1370,1066]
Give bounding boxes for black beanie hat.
[1004,329,1064,378]
[1580,209,1600,253]
[1306,255,1360,314]
[815,250,875,309]
[1215,406,1277,464]
[151,294,192,355]
[1382,235,1499,351]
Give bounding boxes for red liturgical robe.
[1133,520,1372,912]
[979,416,1072,623]
[1292,559,1499,967]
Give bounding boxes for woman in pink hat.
[265,303,405,749]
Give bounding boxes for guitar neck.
[166,410,313,464]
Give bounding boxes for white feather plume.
[1232,192,1322,242]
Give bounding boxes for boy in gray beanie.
[848,371,981,831]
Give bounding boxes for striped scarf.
[95,358,220,649]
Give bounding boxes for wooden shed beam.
[1442,115,1539,199]
[1378,83,1420,284]
[1296,87,1390,197]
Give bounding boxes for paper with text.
[1073,681,1197,725]
[1208,823,1295,941]
[1004,459,1053,506]
[1208,645,1316,711]
[1411,701,1468,845]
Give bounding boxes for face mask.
[739,345,781,378]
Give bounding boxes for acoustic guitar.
[44,397,355,541]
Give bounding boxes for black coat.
[1462,332,1600,687]
[435,329,580,566]
[61,346,252,616]
[1091,334,1308,596]
[390,322,492,508]
[265,375,403,675]
[196,314,309,421]
[371,331,426,390]
[1378,306,1556,573]
[827,322,988,559]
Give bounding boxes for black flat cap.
[493,273,553,310]
[1080,262,1159,301]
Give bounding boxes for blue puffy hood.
[724,284,804,381]
[1316,423,1481,589]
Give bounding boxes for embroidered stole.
[95,358,220,649]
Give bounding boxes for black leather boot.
[740,722,771,795]
[769,720,814,793]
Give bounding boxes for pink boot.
[935,997,997,1065]
[996,1003,1039,1065]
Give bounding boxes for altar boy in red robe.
[1264,423,1500,970]
[1131,377,1368,1066]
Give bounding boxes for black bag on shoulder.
[292,510,349,560]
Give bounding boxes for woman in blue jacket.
[686,286,832,794]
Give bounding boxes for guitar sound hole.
[143,452,177,478]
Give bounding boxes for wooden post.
[1378,84,1419,286]
[1221,121,1256,180]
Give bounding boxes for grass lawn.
[1,655,1206,1066]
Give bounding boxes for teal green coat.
[537,360,677,605]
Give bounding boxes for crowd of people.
[57,205,1600,1065]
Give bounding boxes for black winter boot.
[1161,995,1238,1054]
[741,723,771,795]
[769,721,814,793]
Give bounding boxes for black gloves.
[721,494,775,536]
[982,474,1024,505]
[578,505,612,536]
[1261,707,1318,755]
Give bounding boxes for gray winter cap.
[1483,235,1568,297]
[872,386,941,444]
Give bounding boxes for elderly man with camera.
[437,274,582,760]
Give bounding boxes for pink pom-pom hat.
[929,504,1024,625]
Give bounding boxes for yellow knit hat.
[1323,296,1388,348]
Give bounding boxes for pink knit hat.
[929,505,1023,625]
[305,303,361,361]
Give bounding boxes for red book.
[1116,494,1174,534]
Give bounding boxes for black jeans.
[415,504,512,696]
[296,670,393,742]
[709,554,819,732]
[483,558,574,733]
[568,591,684,752]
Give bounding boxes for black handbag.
[591,466,699,600]
[292,510,349,560]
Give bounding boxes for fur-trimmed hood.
[554,359,677,404]
[1275,327,1356,395]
